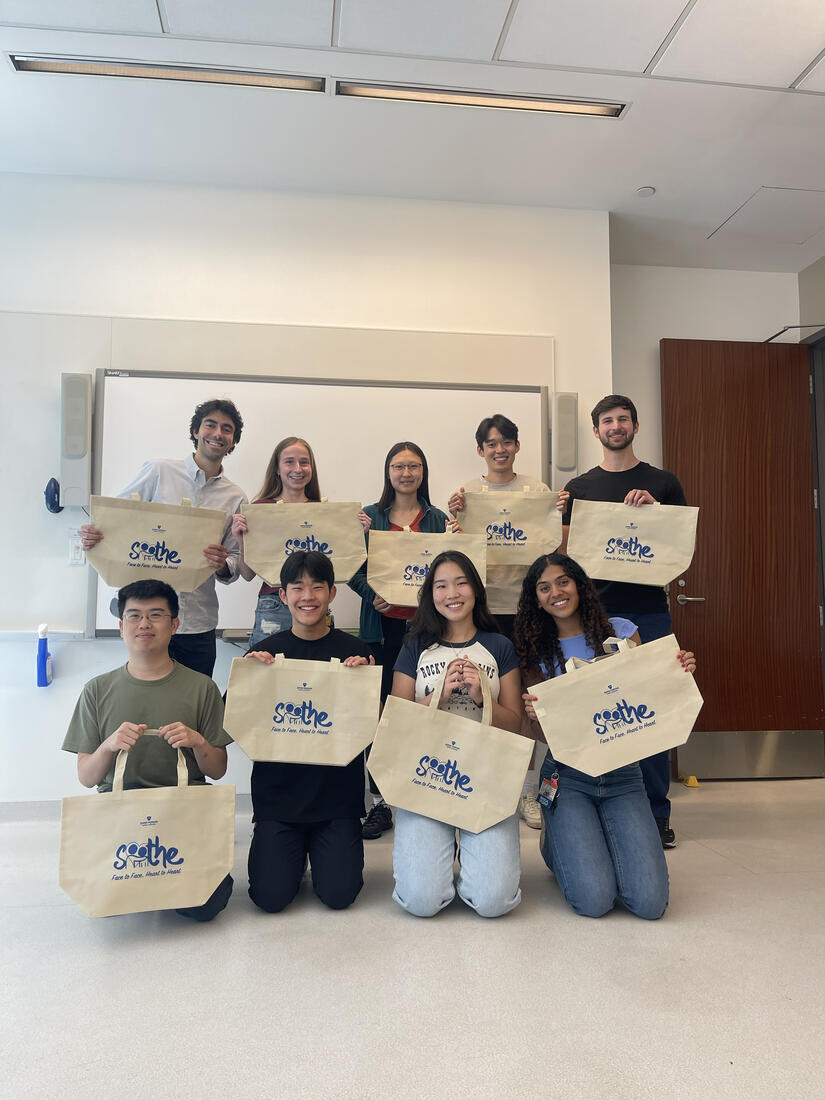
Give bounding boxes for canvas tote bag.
[531,634,704,776]
[460,487,562,565]
[223,654,381,765]
[566,499,699,586]
[242,501,366,585]
[366,530,487,608]
[86,494,227,591]
[367,661,532,833]
[59,732,235,917]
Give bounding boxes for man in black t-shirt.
[245,551,376,912]
[561,395,687,849]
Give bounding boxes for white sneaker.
[518,793,542,830]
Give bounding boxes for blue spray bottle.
[37,623,53,687]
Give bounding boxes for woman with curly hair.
[391,550,523,919]
[514,552,695,920]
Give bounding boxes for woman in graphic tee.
[391,550,524,918]
[514,552,695,919]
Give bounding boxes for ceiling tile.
[654,0,825,86]
[164,0,334,48]
[713,187,825,244]
[501,0,688,72]
[338,0,511,61]
[0,1,161,34]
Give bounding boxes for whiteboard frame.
[88,369,550,637]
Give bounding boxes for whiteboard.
[93,371,549,632]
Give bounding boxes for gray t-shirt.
[62,662,229,792]
[461,474,552,615]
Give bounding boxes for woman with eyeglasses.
[349,441,452,839]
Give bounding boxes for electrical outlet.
[68,529,85,566]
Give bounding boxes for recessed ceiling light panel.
[335,80,626,118]
[9,54,325,92]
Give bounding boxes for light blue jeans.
[249,592,292,648]
[392,809,521,918]
[539,755,669,920]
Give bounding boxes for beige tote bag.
[86,494,227,592]
[566,499,699,586]
[242,501,366,585]
[223,654,381,765]
[461,487,562,565]
[366,530,487,608]
[531,635,703,776]
[367,662,532,833]
[59,732,235,918]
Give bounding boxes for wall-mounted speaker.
[551,391,578,483]
[60,373,92,507]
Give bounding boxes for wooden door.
[660,339,825,732]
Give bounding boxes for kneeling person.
[245,550,375,913]
[61,580,233,922]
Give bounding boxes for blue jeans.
[250,592,292,648]
[632,611,674,820]
[539,755,668,920]
[392,809,521,918]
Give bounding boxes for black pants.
[169,630,217,678]
[248,818,364,912]
[364,616,409,796]
[176,874,234,922]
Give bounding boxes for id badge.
[537,772,559,808]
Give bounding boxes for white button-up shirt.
[118,454,248,634]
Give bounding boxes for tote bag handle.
[111,729,189,792]
[479,485,535,494]
[423,658,493,728]
[602,636,636,655]
[562,636,636,676]
[271,655,341,670]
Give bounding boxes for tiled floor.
[2,779,824,1100]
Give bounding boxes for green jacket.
[348,498,449,643]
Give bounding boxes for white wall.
[610,264,800,467]
[798,254,825,334]
[1,172,612,802]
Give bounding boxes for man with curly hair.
[80,399,248,677]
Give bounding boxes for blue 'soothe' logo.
[112,835,184,873]
[272,699,332,732]
[128,539,182,566]
[604,534,654,561]
[415,755,473,793]
[486,520,527,544]
[593,698,655,737]
[284,534,332,556]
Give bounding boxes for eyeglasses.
[389,462,423,473]
[122,610,173,623]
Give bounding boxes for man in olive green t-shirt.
[62,579,233,921]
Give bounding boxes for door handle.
[676,594,706,605]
